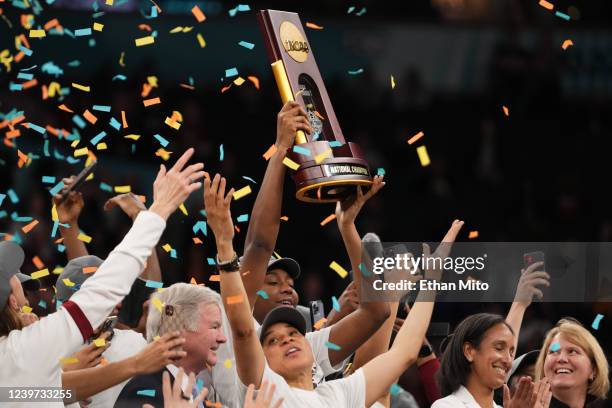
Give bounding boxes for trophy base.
[291,154,373,203]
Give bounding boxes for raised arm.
[505,261,549,351]
[326,177,390,366]
[62,331,185,401]
[241,102,312,308]
[53,176,88,260]
[5,148,204,376]
[204,173,265,387]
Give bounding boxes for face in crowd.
[543,333,594,394]
[254,268,299,322]
[183,303,227,368]
[261,322,314,382]
[464,322,516,390]
[8,276,29,311]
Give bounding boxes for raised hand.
[142,368,208,408]
[203,173,235,244]
[503,377,552,408]
[276,101,312,149]
[53,176,85,224]
[335,175,385,227]
[244,381,284,408]
[513,261,550,306]
[104,192,147,221]
[149,148,205,221]
[62,331,112,371]
[325,281,359,327]
[131,331,186,374]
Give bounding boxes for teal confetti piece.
[67,60,81,67]
[41,61,64,77]
[356,7,367,16]
[242,176,257,184]
[207,258,216,265]
[347,6,355,13]
[390,384,401,396]
[72,115,86,129]
[225,67,238,77]
[90,131,107,146]
[219,144,224,161]
[43,140,50,156]
[18,45,33,56]
[9,82,22,92]
[49,181,65,196]
[17,72,33,80]
[192,221,207,236]
[196,379,204,393]
[27,122,46,134]
[237,214,249,222]
[0,211,7,219]
[348,68,364,75]
[292,145,311,156]
[325,341,341,351]
[145,280,163,288]
[0,194,5,206]
[153,134,169,147]
[592,314,604,330]
[7,189,19,204]
[256,290,269,299]
[66,157,81,165]
[92,105,111,112]
[99,182,113,192]
[38,300,47,308]
[75,28,92,36]
[555,11,570,21]
[550,342,561,352]
[238,41,255,50]
[170,249,177,259]
[136,390,156,397]
[359,262,372,278]
[328,141,342,148]
[332,296,340,312]
[13,214,33,222]
[88,38,96,47]
[109,117,121,130]
[377,168,386,176]
[57,244,65,252]
[42,176,56,184]
[56,300,62,308]
[200,209,206,217]
[112,74,127,81]
[237,4,250,11]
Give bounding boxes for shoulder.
[305,325,331,346]
[112,328,147,345]
[431,394,461,408]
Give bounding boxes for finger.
[166,350,187,361]
[218,177,227,202]
[189,170,206,183]
[503,384,511,404]
[161,371,172,400]
[295,121,313,135]
[523,278,550,288]
[256,380,268,403]
[185,372,196,397]
[173,368,184,397]
[543,384,553,407]
[531,288,544,300]
[203,175,212,199]
[194,386,208,406]
[158,330,181,342]
[143,405,154,408]
[103,198,116,212]
[272,397,284,408]
[245,384,255,403]
[211,173,221,195]
[180,162,205,179]
[154,164,166,187]
[187,181,203,194]
[523,271,550,281]
[164,337,186,350]
[422,243,432,257]
[525,261,545,274]
[441,219,465,243]
[170,147,195,173]
[224,188,235,207]
[281,101,300,112]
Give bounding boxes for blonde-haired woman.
[536,318,610,408]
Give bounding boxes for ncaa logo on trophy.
[258,10,373,203]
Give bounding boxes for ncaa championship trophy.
[258,9,373,203]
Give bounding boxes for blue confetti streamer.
[377,168,386,176]
[57,244,65,252]
[43,140,50,157]
[356,7,367,16]
[17,72,33,80]
[192,221,207,236]
[390,384,401,396]
[145,280,163,288]
[136,390,156,397]
[0,194,5,206]
[207,258,216,265]
[328,141,343,148]
[219,144,224,161]
[7,189,19,203]
[38,300,47,309]
[292,145,311,156]
[359,262,372,278]
[90,131,107,146]
[42,176,56,184]
[256,290,269,299]
[325,341,341,351]
[99,182,113,192]
[49,181,65,196]
[153,134,169,147]
[225,67,238,77]
[9,82,22,92]
[67,60,80,67]
[170,249,177,259]
[109,117,121,130]
[41,61,64,77]
[348,68,364,75]
[347,6,355,13]
[237,214,249,222]
[72,115,86,129]
[27,122,46,134]
[74,28,92,36]
[332,296,340,312]
[92,105,111,112]
[112,74,127,81]
[18,45,33,56]
[237,4,250,11]
[242,176,257,184]
[592,314,604,330]
[238,41,255,50]
[555,11,570,21]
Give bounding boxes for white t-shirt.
[202,306,346,408]
[238,364,365,408]
[432,385,502,408]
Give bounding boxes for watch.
[418,344,433,358]
[216,252,239,273]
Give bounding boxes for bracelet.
[216,252,240,273]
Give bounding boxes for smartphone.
[309,300,325,328]
[524,251,545,271]
[56,161,97,204]
[89,315,117,343]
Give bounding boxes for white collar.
[166,364,193,400]
[453,386,501,408]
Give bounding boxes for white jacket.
[0,211,165,407]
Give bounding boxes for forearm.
[141,247,162,281]
[505,302,527,351]
[351,301,398,373]
[62,357,137,400]
[242,150,288,307]
[59,223,88,260]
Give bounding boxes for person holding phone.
[0,148,204,407]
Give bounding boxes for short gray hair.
[146,282,222,342]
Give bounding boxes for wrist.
[149,203,172,221]
[125,355,142,376]
[216,240,235,261]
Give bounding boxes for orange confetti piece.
[262,144,277,160]
[138,23,152,32]
[21,79,37,90]
[143,97,161,107]
[280,216,289,221]
[83,109,98,124]
[561,39,573,50]
[209,275,220,282]
[43,18,60,31]
[205,401,222,408]
[192,237,203,244]
[179,83,195,90]
[17,149,29,168]
[502,106,509,116]
[306,22,324,30]
[164,117,181,130]
[121,110,128,128]
[191,5,206,22]
[141,83,152,98]
[468,231,479,239]
[58,104,74,113]
[538,0,554,11]
[313,317,327,330]
[82,266,98,274]
[6,129,20,139]
[407,131,424,145]
[21,219,39,233]
[320,214,337,226]
[247,76,260,90]
[32,256,44,269]
[221,85,232,93]
[314,111,326,121]
[226,294,244,305]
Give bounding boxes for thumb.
[422,243,432,257]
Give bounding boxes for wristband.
[216,252,239,273]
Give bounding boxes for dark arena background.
[1,1,611,405]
